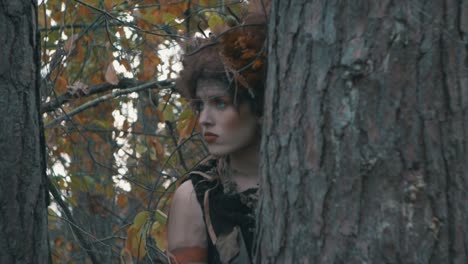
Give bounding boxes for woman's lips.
[203,132,218,143]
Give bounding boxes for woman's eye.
[214,98,227,110]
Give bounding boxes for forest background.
[39,0,251,262]
[2,0,467,263]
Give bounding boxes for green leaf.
[154,209,167,225]
[135,143,148,154]
[208,14,224,30]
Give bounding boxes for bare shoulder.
[167,180,207,251]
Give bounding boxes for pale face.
[194,79,259,156]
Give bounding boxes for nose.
[198,107,214,128]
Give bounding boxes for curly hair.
[176,14,267,116]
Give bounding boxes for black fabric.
[188,159,257,264]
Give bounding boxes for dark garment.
[188,159,257,264]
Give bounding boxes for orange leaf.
[252,58,263,70]
[240,50,257,60]
[120,58,131,71]
[140,58,156,81]
[178,116,197,143]
[66,242,73,251]
[54,237,64,248]
[117,194,128,208]
[104,0,114,11]
[151,139,164,155]
[55,76,68,93]
[105,63,119,85]
[156,109,165,123]
[77,5,93,19]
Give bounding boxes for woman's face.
[194,79,259,156]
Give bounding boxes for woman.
[167,14,267,264]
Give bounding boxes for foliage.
[40,0,260,262]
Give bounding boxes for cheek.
[223,110,243,130]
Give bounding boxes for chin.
[207,145,237,156]
[207,148,232,156]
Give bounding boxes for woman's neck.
[228,140,260,180]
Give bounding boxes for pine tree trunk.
[256,0,467,263]
[0,1,49,263]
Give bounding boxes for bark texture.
[0,0,48,263]
[256,0,468,263]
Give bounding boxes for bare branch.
[42,78,131,113]
[47,177,99,263]
[44,79,175,129]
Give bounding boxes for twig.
[42,78,133,113]
[44,80,174,129]
[166,121,189,171]
[47,177,99,263]
[73,0,184,39]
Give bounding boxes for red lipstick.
[203,132,218,143]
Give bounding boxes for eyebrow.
[192,94,230,101]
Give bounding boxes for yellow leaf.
[150,221,167,251]
[105,63,119,85]
[133,211,150,230]
[125,210,151,259]
[208,14,225,33]
[120,248,134,264]
[125,225,147,259]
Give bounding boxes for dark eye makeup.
[191,95,231,113]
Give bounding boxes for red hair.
[176,14,267,115]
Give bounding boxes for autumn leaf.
[208,13,225,34]
[178,115,197,144]
[151,139,164,156]
[117,194,128,208]
[120,248,134,264]
[120,58,132,71]
[104,0,114,11]
[125,211,150,259]
[105,63,119,85]
[54,237,64,248]
[156,109,165,123]
[55,76,68,93]
[150,222,167,251]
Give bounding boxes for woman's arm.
[167,180,208,264]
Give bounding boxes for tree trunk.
[0,1,49,263]
[256,0,467,263]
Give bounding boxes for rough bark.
[0,1,49,263]
[256,0,468,263]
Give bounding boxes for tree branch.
[39,22,122,32]
[44,79,174,129]
[41,78,140,114]
[47,177,99,264]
